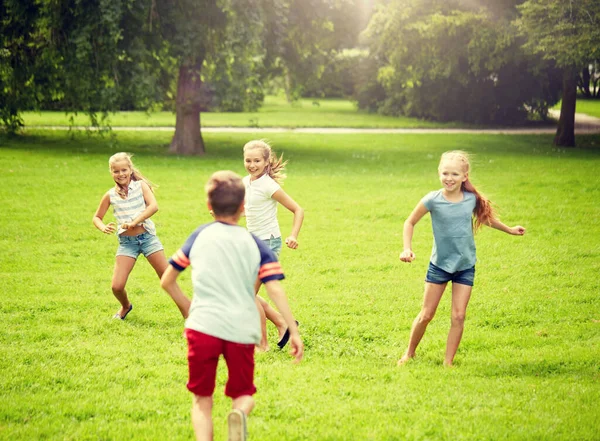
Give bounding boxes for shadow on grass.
[2,130,600,167]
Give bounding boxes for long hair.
[108,152,156,198]
[243,140,288,184]
[439,150,497,232]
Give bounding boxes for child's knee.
[451,313,466,325]
[111,283,126,294]
[419,310,435,323]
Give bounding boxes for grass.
[552,96,600,118]
[1,130,599,440]
[20,95,514,129]
[575,97,600,118]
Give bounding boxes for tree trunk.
[170,60,205,155]
[554,67,577,148]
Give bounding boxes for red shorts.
[185,328,256,399]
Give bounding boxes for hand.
[399,249,415,262]
[103,222,116,234]
[121,222,137,230]
[510,226,526,236]
[289,334,304,363]
[285,236,299,249]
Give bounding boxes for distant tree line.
[1,0,599,151]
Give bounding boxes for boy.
[160,170,303,441]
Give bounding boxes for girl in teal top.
[398,150,526,367]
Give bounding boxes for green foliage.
[302,49,368,98]
[517,0,600,68]
[263,0,370,100]
[359,0,563,124]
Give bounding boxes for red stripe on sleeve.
[259,262,282,278]
[171,249,190,268]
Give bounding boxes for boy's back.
[169,221,283,345]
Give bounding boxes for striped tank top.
[109,180,156,236]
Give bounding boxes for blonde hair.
[108,152,156,198]
[243,140,288,184]
[205,170,245,216]
[439,150,497,232]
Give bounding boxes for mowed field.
[0,130,599,440]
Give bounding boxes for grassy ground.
[20,96,509,129]
[552,96,600,118]
[575,98,600,118]
[1,130,599,440]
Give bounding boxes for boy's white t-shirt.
[243,174,281,240]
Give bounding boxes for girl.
[398,150,525,366]
[93,152,168,320]
[243,140,304,351]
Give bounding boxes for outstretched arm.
[272,189,304,249]
[399,202,429,263]
[264,280,303,363]
[160,265,191,319]
[489,218,526,236]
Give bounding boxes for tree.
[517,0,600,146]
[357,0,562,125]
[1,0,348,154]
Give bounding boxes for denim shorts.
[116,232,164,259]
[425,262,475,286]
[262,236,282,257]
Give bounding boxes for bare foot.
[443,360,454,368]
[397,354,414,366]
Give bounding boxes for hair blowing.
[243,140,288,184]
[440,150,497,232]
[108,152,156,198]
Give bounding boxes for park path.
[27,110,600,135]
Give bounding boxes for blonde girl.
[243,140,304,351]
[93,152,168,320]
[398,150,525,366]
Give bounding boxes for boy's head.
[205,171,245,217]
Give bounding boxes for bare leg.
[146,250,168,279]
[444,283,472,367]
[191,395,213,441]
[232,394,255,416]
[111,256,137,317]
[257,296,287,339]
[254,278,287,348]
[255,296,269,352]
[398,282,447,365]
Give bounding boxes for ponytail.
[462,179,496,232]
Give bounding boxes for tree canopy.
[1,0,359,154]
[517,0,600,146]
[356,0,562,125]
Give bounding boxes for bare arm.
[122,181,159,230]
[272,189,304,249]
[489,218,526,236]
[92,193,116,234]
[399,202,429,263]
[264,279,303,362]
[160,265,191,319]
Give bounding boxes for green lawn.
[21,95,485,129]
[552,96,600,118]
[1,130,599,440]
